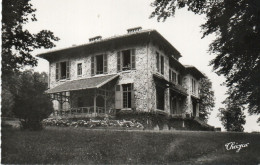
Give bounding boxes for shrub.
[115,110,169,130]
[12,71,53,131]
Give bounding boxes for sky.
[26,0,260,132]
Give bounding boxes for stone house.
[37,27,205,118]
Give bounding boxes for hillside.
[2,127,260,164]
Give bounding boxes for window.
[122,84,132,108]
[155,52,164,75]
[115,83,135,109]
[122,50,131,71]
[56,61,70,80]
[161,56,164,75]
[192,79,196,93]
[77,63,82,76]
[156,52,160,72]
[178,74,182,85]
[169,69,177,84]
[96,55,104,74]
[117,49,136,72]
[91,54,107,76]
[156,85,165,110]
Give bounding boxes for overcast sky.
[27,0,259,132]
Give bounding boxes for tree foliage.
[199,77,215,122]
[150,0,260,119]
[218,87,246,132]
[2,0,59,74]
[13,70,53,130]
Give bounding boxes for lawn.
[1,127,260,164]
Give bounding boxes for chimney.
[127,27,142,34]
[89,36,102,42]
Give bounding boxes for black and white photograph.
[1,0,260,164]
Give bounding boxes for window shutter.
[161,56,164,75]
[91,56,95,76]
[103,54,108,74]
[115,85,122,109]
[131,49,136,69]
[131,83,135,109]
[156,52,160,72]
[66,61,71,79]
[169,69,171,82]
[56,63,60,81]
[117,52,121,72]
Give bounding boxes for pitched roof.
[46,74,118,93]
[184,65,205,79]
[37,29,181,61]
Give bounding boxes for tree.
[13,70,53,130]
[218,87,246,132]
[2,0,59,118]
[150,0,260,120]
[218,107,246,132]
[199,77,215,122]
[2,0,59,74]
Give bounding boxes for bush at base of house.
[115,110,169,130]
[42,118,144,129]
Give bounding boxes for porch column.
[94,90,97,115]
[104,97,107,114]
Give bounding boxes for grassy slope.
[1,127,260,164]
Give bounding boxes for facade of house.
[38,27,205,118]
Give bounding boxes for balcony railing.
[53,106,105,116]
[171,82,188,95]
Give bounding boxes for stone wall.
[49,44,151,112]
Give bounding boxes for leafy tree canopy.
[13,70,53,130]
[150,0,260,119]
[199,76,215,122]
[2,0,59,75]
[218,88,246,132]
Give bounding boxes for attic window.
[127,27,142,33]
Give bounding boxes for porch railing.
[53,106,106,116]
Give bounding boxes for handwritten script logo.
[225,142,249,152]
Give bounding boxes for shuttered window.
[56,63,60,81]
[103,54,108,73]
[117,49,136,72]
[156,52,160,72]
[169,69,171,82]
[92,54,108,76]
[91,56,95,76]
[66,61,70,79]
[131,49,136,69]
[56,61,70,80]
[117,52,121,72]
[115,83,135,110]
[161,55,164,75]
